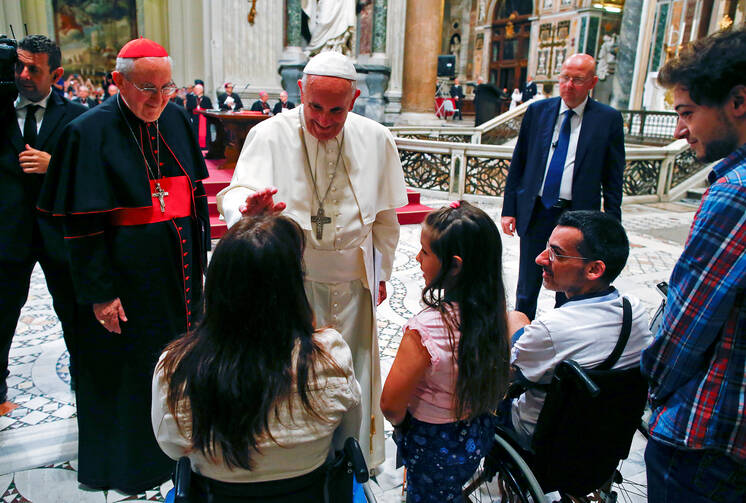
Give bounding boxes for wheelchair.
[168,437,374,502]
[463,297,650,503]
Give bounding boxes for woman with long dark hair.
[380,201,511,502]
[151,215,361,500]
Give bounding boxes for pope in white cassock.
[216,51,407,468]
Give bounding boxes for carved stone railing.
[619,109,678,146]
[395,137,710,202]
[476,101,529,145]
[389,126,478,144]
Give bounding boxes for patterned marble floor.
[0,196,694,502]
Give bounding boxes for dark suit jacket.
[272,100,295,115]
[522,81,538,103]
[251,100,272,114]
[71,96,98,109]
[502,96,625,236]
[450,85,464,100]
[217,92,243,111]
[0,93,87,262]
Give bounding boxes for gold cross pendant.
[152,182,169,213]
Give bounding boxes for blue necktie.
[542,109,574,209]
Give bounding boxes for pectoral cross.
[311,207,331,239]
[152,182,169,213]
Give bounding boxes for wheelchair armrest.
[505,381,527,400]
[343,437,370,483]
[173,456,191,502]
[556,360,600,397]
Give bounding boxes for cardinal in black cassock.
[38,38,210,494]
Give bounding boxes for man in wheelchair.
[503,211,652,449]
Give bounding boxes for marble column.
[611,0,644,110]
[372,0,387,54]
[279,0,307,104]
[384,0,406,123]
[399,0,444,124]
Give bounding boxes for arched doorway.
[489,1,532,96]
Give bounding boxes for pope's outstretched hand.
[239,186,287,216]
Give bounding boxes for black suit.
[272,99,295,115]
[0,93,86,401]
[522,80,538,103]
[251,100,272,115]
[217,91,243,111]
[502,96,625,319]
[71,96,98,109]
[449,84,465,120]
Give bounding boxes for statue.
[596,34,617,80]
[302,0,356,56]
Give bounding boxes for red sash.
[110,176,192,226]
[193,107,207,148]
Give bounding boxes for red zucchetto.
[117,37,169,58]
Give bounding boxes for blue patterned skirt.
[394,413,497,503]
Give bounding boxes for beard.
[700,111,741,162]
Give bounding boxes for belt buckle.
[551,199,569,210]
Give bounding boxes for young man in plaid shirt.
[641,28,746,502]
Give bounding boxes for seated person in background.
[104,83,118,101]
[152,215,362,499]
[70,84,97,108]
[272,90,295,115]
[251,91,272,115]
[217,82,243,111]
[506,210,652,447]
[381,201,511,503]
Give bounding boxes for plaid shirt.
[642,144,746,463]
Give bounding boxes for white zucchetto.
[302,51,357,81]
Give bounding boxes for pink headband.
[449,201,461,209]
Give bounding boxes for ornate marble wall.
[204,0,285,99]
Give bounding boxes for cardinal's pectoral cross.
[311,207,332,239]
[152,182,169,213]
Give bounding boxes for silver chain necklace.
[117,95,169,213]
[299,107,343,239]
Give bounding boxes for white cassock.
[216,106,407,467]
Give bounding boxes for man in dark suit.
[449,77,465,120]
[70,84,97,108]
[251,91,272,115]
[0,35,86,404]
[501,53,624,320]
[522,75,538,103]
[217,82,243,111]
[272,90,295,115]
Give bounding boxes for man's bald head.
[558,53,598,109]
[259,91,268,102]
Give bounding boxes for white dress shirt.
[15,91,52,134]
[539,96,589,201]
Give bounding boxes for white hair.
[115,56,172,78]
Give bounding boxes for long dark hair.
[158,215,341,470]
[422,201,510,419]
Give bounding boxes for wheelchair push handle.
[557,360,601,397]
[343,437,370,483]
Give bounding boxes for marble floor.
[0,196,696,502]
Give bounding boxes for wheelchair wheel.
[607,426,648,503]
[462,433,545,503]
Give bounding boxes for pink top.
[404,304,461,424]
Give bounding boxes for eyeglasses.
[545,242,591,263]
[558,75,589,86]
[126,77,178,96]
